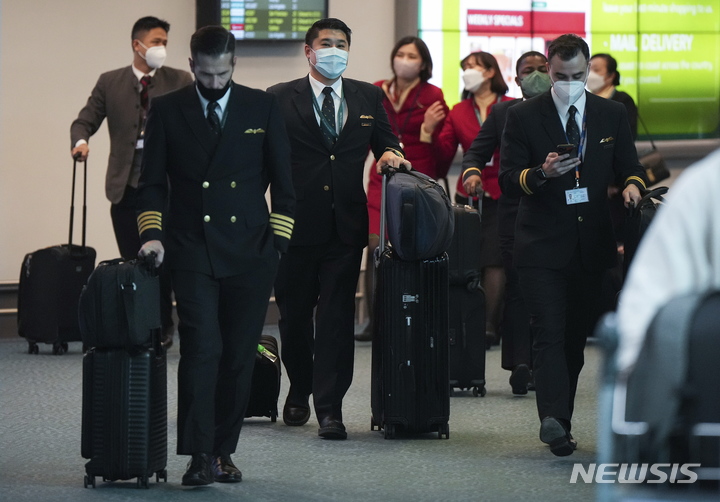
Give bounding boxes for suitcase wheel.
[473,386,487,397]
[438,424,450,440]
[84,474,96,489]
[383,424,396,440]
[156,470,168,483]
[52,342,68,355]
[27,342,39,355]
[137,476,149,489]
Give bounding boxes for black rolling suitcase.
[18,158,96,354]
[80,256,167,489]
[245,334,282,422]
[370,168,450,439]
[82,346,167,488]
[447,203,486,397]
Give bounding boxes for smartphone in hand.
[557,143,578,159]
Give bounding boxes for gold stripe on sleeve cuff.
[137,211,162,234]
[385,147,404,159]
[270,213,294,239]
[462,167,482,179]
[519,169,533,195]
[626,176,647,190]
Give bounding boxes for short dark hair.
[591,53,620,86]
[547,34,589,64]
[305,18,352,47]
[515,51,547,75]
[390,36,433,82]
[461,51,508,99]
[190,26,235,60]
[131,16,170,40]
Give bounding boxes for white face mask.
[586,70,606,93]
[393,58,421,80]
[137,41,167,69]
[462,68,485,93]
[310,47,348,80]
[552,78,586,105]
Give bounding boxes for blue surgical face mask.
[310,47,348,80]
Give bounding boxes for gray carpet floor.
[0,325,603,501]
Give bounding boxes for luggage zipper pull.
[258,344,278,363]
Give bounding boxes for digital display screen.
[420,0,720,138]
[219,0,327,40]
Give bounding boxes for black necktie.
[140,75,151,111]
[566,105,580,147]
[321,87,336,145]
[207,101,221,136]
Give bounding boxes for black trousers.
[110,186,173,331]
[518,252,604,429]
[275,233,363,422]
[498,197,532,371]
[172,259,278,455]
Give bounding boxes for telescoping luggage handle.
[379,163,421,256]
[69,155,89,250]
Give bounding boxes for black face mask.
[196,78,232,102]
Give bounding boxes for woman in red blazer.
[427,51,513,346]
[359,36,449,341]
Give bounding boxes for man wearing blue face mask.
[267,18,405,440]
[498,34,646,457]
[70,16,192,349]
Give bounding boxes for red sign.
[466,10,585,36]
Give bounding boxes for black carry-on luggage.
[370,167,450,439]
[447,203,487,397]
[245,334,282,422]
[18,158,96,354]
[80,256,167,489]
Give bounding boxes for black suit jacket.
[498,90,646,272]
[267,76,402,248]
[136,83,295,278]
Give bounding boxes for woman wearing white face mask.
[427,51,513,347]
[358,36,449,341]
[588,53,637,139]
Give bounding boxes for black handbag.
[637,114,670,185]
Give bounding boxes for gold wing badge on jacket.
[360,115,374,126]
[599,137,614,144]
[244,128,265,134]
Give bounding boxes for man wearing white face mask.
[267,18,405,440]
[70,17,192,348]
[498,34,646,457]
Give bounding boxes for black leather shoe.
[181,453,214,486]
[354,323,372,342]
[212,454,242,483]
[318,417,347,440]
[283,398,311,426]
[539,417,574,457]
[509,364,531,395]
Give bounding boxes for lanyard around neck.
[472,95,501,127]
[567,109,587,187]
[311,88,344,139]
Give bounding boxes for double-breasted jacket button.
[330,155,335,161]
[202,181,210,188]
[230,181,237,188]
[230,216,237,223]
[578,216,584,222]
[204,215,211,222]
